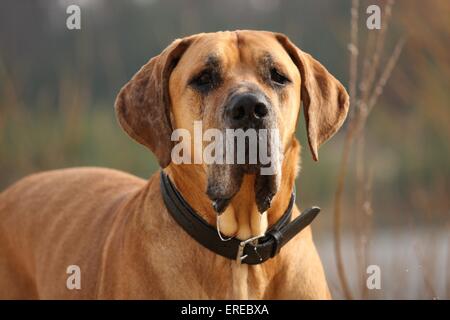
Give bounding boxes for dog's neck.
[165,138,301,240]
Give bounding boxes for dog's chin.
[206,162,281,215]
[205,124,283,214]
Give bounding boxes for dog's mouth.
[205,128,283,214]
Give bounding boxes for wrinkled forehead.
[176,31,297,78]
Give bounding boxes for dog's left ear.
[115,37,193,168]
[275,33,350,161]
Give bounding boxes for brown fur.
[0,30,348,299]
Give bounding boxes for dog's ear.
[115,38,193,168]
[275,33,350,161]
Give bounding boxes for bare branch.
[334,0,404,300]
[367,38,406,112]
[334,0,360,300]
[348,0,360,118]
[360,0,395,110]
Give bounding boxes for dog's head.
[115,31,349,213]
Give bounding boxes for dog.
[0,30,349,299]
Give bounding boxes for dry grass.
[332,0,449,299]
[333,0,402,299]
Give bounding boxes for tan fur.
[0,30,348,299]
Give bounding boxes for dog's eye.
[190,70,214,91]
[270,68,290,86]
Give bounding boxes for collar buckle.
[236,234,265,264]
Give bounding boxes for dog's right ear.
[115,38,193,168]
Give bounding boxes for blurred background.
[0,0,448,299]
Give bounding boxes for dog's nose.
[226,93,269,127]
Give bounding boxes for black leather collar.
[160,171,320,265]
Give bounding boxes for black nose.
[226,93,269,127]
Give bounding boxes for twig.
[348,0,360,113]
[334,0,360,300]
[360,0,395,111]
[447,233,450,298]
[367,38,406,112]
[333,123,356,300]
